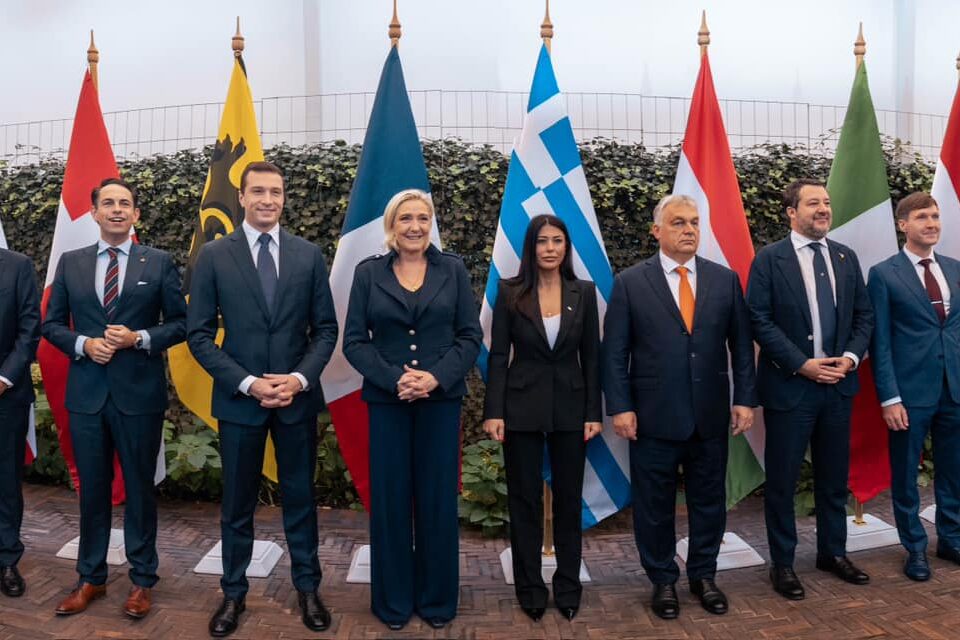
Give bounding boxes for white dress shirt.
[659,251,697,311]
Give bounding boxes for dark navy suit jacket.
[868,251,960,407]
[342,246,482,404]
[0,249,40,407]
[42,243,186,415]
[602,254,757,441]
[186,226,338,426]
[746,236,874,411]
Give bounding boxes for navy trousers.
[764,386,852,566]
[368,400,461,626]
[218,415,320,600]
[889,381,960,552]
[69,398,162,587]
[0,401,29,568]
[630,433,727,585]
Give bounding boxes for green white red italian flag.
[826,61,897,503]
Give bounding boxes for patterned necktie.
[919,258,947,323]
[103,247,120,320]
[676,265,695,333]
[257,233,278,312]
[809,243,837,355]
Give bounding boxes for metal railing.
[0,90,947,165]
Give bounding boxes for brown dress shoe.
[123,587,152,619]
[55,583,106,615]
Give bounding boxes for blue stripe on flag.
[527,44,560,111]
[539,117,580,176]
[586,438,632,509]
[477,344,490,380]
[484,262,502,307]
[581,500,598,529]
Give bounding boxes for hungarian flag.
[37,70,127,502]
[672,51,765,507]
[0,217,37,464]
[167,52,280,480]
[320,45,433,510]
[826,60,897,503]
[931,68,960,259]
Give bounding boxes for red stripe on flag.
[329,391,371,511]
[940,83,960,199]
[847,360,891,503]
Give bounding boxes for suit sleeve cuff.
[75,336,89,359]
[0,375,12,388]
[137,330,151,352]
[843,351,860,369]
[239,375,256,395]
[881,396,902,408]
[292,372,309,392]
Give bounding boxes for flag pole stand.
[843,498,899,552]
[57,529,128,566]
[921,504,937,524]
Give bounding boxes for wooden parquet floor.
[1,483,958,639]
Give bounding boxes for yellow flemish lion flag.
[169,46,280,480]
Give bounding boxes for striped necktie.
[103,247,120,320]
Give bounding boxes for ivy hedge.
[1,138,936,530]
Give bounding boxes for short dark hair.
[782,178,826,210]
[240,161,284,192]
[895,191,938,221]
[91,177,138,209]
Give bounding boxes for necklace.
[394,263,425,291]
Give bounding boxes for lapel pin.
[139,257,146,263]
[566,305,573,311]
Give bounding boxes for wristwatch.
[135,334,143,349]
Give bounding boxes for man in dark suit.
[746,178,874,600]
[868,191,960,581]
[187,161,338,638]
[603,194,756,619]
[0,247,40,598]
[42,178,187,619]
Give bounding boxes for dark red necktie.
[103,247,119,320]
[918,258,947,323]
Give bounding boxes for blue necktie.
[809,243,836,356]
[257,233,277,313]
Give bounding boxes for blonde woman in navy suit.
[343,189,482,631]
[482,214,602,622]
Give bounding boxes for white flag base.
[844,514,900,552]
[921,504,936,524]
[346,544,371,583]
[193,540,283,577]
[676,531,764,571]
[56,528,127,566]
[498,547,591,585]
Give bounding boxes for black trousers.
[0,401,29,568]
[218,415,320,600]
[503,429,585,609]
[630,432,728,585]
[70,398,163,587]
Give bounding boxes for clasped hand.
[84,324,139,364]
[396,365,438,402]
[250,373,303,408]
[798,356,854,384]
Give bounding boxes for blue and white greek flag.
[478,44,631,527]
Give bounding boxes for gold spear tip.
[232,16,245,56]
[541,0,554,44]
[698,10,710,51]
[389,0,401,47]
[854,22,866,60]
[87,29,99,65]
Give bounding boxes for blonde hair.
[653,194,698,225]
[383,189,435,251]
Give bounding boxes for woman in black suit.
[482,214,602,622]
[342,189,482,631]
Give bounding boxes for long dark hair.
[503,214,576,319]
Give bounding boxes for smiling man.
[42,177,187,620]
[746,178,874,600]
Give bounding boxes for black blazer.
[482,278,601,432]
[42,243,187,415]
[602,255,757,441]
[187,227,338,426]
[0,249,40,407]
[746,236,874,411]
[342,246,482,404]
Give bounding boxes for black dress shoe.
[936,543,960,565]
[558,605,578,620]
[521,606,545,621]
[770,566,805,600]
[387,621,406,631]
[298,589,332,632]
[651,583,679,620]
[425,617,448,629]
[0,566,25,597]
[904,551,931,581]
[816,555,870,585]
[209,597,245,638]
[689,578,728,615]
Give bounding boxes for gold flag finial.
[87,29,100,90]
[854,22,866,68]
[956,50,960,78]
[233,17,245,57]
[698,11,710,57]
[541,0,554,52]
[389,0,401,47]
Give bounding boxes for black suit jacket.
[746,236,874,411]
[42,243,187,415]
[0,249,40,407]
[602,255,757,441]
[342,246,482,404]
[482,278,601,431]
[186,227,338,426]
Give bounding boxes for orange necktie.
[677,265,695,333]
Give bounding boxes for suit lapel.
[892,251,940,323]
[527,287,551,348]
[413,248,449,321]
[692,257,712,331]
[272,229,298,322]
[553,279,580,350]
[120,244,147,302]
[938,253,960,324]
[79,244,107,323]
[827,240,847,321]
[642,256,686,331]
[774,240,813,331]
[226,229,271,321]
[375,253,414,317]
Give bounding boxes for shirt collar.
[242,220,280,249]
[902,246,936,266]
[790,230,828,252]
[659,251,696,275]
[97,237,133,255]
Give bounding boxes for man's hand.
[798,357,849,384]
[0,380,7,397]
[259,373,304,408]
[83,337,116,365]
[483,419,505,442]
[882,403,910,431]
[730,405,754,436]
[584,421,603,441]
[397,365,439,402]
[103,324,138,350]
[612,411,638,441]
